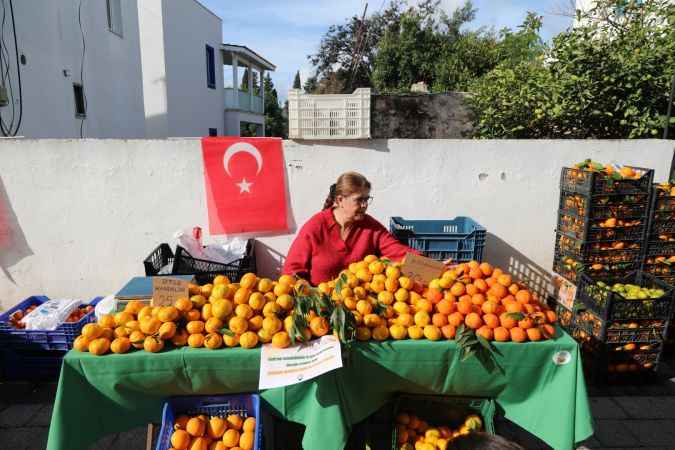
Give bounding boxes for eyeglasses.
[352,195,373,206]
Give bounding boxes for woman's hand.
[442,258,454,269]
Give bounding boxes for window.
[208,128,218,136]
[73,83,86,117]
[106,0,123,37]
[206,45,216,89]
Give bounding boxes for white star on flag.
[236,178,253,193]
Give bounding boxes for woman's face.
[336,189,372,222]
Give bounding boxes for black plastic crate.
[553,252,639,285]
[556,302,574,332]
[650,220,675,235]
[574,308,668,344]
[654,196,675,212]
[574,327,663,382]
[143,243,175,276]
[576,271,674,321]
[645,184,675,238]
[642,264,675,286]
[584,347,662,379]
[652,183,675,210]
[556,233,643,265]
[172,240,256,284]
[559,190,649,220]
[144,240,256,284]
[557,211,647,242]
[560,166,654,195]
[645,240,675,257]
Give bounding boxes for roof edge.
[221,44,276,71]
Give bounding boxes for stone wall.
[371,92,474,138]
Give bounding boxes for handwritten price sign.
[152,277,189,306]
[400,253,445,285]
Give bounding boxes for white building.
[0,0,274,139]
[0,0,145,138]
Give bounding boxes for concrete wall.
[0,0,146,138]
[0,138,673,309]
[371,93,474,139]
[137,0,169,138]
[161,0,224,137]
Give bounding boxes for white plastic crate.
[288,88,371,140]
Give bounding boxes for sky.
[200,0,574,103]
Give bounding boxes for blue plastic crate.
[0,296,102,351]
[0,348,66,381]
[390,216,486,262]
[155,394,262,450]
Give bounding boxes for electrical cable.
[7,0,22,136]
[78,0,86,138]
[0,0,5,85]
[0,0,12,136]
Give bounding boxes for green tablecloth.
[46,331,593,450]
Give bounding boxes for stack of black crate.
[552,166,653,323]
[550,165,675,380]
[573,271,673,381]
[642,182,675,354]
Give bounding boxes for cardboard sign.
[259,335,343,390]
[551,272,577,310]
[152,277,190,306]
[400,252,445,285]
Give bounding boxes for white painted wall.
[161,0,224,137]
[0,139,673,309]
[137,0,169,138]
[0,0,146,138]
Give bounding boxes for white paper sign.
[258,335,343,390]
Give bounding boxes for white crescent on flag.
[223,142,263,177]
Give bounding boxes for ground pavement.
[1,356,674,450]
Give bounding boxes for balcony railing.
[224,88,263,114]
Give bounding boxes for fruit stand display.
[70,257,559,357]
[573,272,673,378]
[43,252,593,450]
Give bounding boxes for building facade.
[0,0,274,139]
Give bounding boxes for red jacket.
[283,208,419,285]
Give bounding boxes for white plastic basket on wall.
[288,88,371,140]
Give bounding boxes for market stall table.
[46,330,592,450]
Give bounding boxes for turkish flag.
[201,137,288,234]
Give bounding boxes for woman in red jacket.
[282,171,420,286]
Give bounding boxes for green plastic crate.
[391,394,495,449]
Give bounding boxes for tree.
[304,76,319,94]
[293,71,302,89]
[240,68,249,91]
[306,0,406,93]
[263,73,287,138]
[469,0,675,138]
[372,2,544,93]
